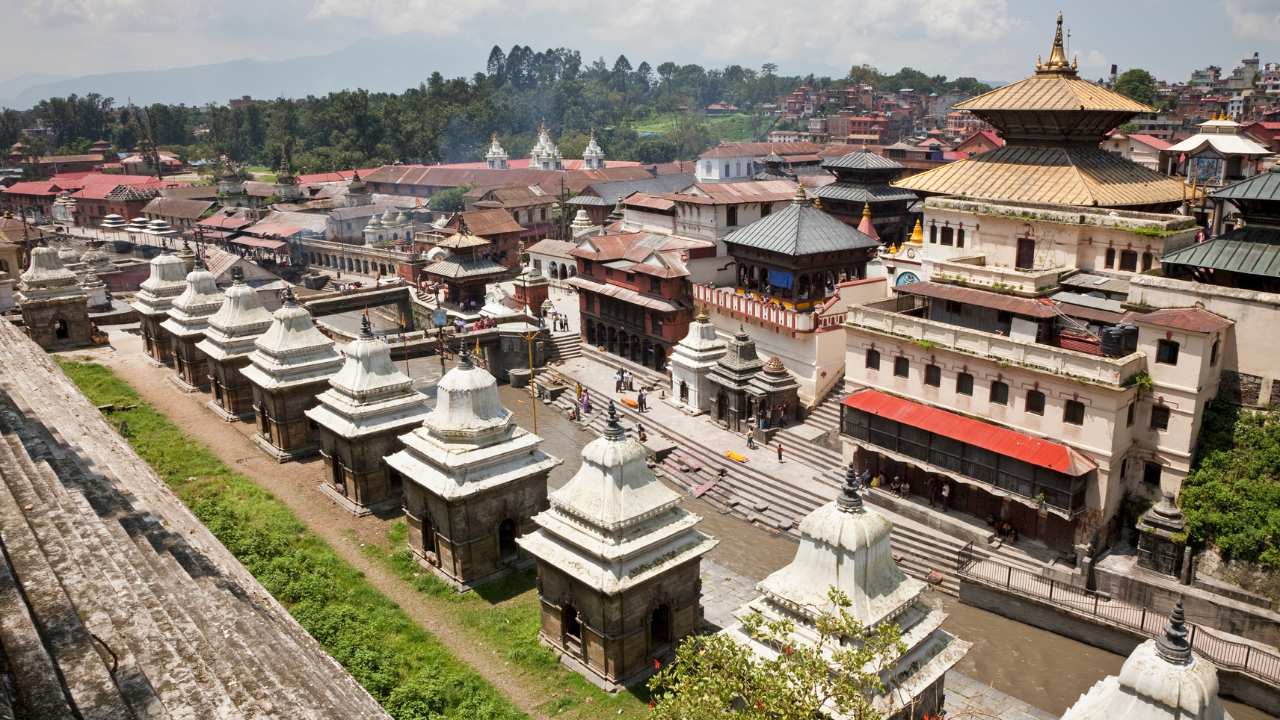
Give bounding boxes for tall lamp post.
[432,307,449,374]
[523,317,544,435]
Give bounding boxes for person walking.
[776,441,783,463]
[746,432,757,450]
[926,476,938,508]
[637,388,647,412]
[940,481,951,511]
[575,381,583,402]
[615,369,624,394]
[581,389,592,415]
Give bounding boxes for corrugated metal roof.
[1131,307,1232,333]
[822,151,905,171]
[812,183,919,204]
[1210,166,1280,202]
[722,199,879,255]
[422,256,508,279]
[843,388,1097,475]
[1160,230,1280,279]
[565,276,684,312]
[893,144,1185,207]
[955,74,1152,113]
[1058,272,1130,295]
[1166,133,1271,156]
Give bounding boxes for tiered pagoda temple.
[519,403,718,690]
[386,351,560,588]
[16,246,92,350]
[724,466,970,719]
[160,258,223,391]
[131,252,188,365]
[723,187,879,310]
[707,327,765,433]
[897,12,1184,210]
[814,151,916,244]
[422,225,510,311]
[240,289,343,462]
[1060,602,1232,720]
[197,267,273,421]
[745,356,801,430]
[668,312,727,414]
[306,316,431,516]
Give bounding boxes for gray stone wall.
[20,297,92,351]
[207,355,254,418]
[251,380,327,458]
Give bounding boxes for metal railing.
[956,547,1280,687]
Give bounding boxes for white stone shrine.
[197,266,275,421]
[132,252,189,365]
[668,311,726,414]
[160,258,223,391]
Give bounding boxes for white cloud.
[1221,0,1280,41]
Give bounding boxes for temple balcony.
[693,283,847,333]
[844,302,1145,388]
[929,255,1070,296]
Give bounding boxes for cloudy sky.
[5,0,1278,86]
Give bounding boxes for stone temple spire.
[836,463,864,513]
[1060,599,1233,720]
[485,133,509,170]
[582,128,606,170]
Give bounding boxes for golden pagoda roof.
[955,13,1152,115]
[894,145,1185,208]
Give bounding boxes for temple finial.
[1037,11,1073,74]
[360,313,374,339]
[281,286,297,306]
[458,346,474,370]
[837,464,864,513]
[603,401,625,440]
[1155,599,1192,665]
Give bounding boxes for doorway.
[562,604,582,652]
[1015,237,1035,270]
[498,518,518,562]
[650,604,672,648]
[54,318,69,340]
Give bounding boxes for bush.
[57,360,525,720]
[1180,399,1280,569]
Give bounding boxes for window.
[956,372,974,395]
[1120,458,1128,480]
[650,276,661,292]
[1141,252,1153,271]
[944,300,962,315]
[1155,339,1180,365]
[990,380,1009,405]
[940,226,954,246]
[893,356,909,378]
[956,228,965,248]
[924,363,941,387]
[726,206,738,226]
[761,203,772,217]
[865,348,880,370]
[929,224,938,243]
[1126,403,1135,427]
[540,207,547,221]
[1143,461,1162,486]
[1150,405,1170,431]
[1025,389,1045,415]
[1105,247,1116,268]
[723,163,730,176]
[1210,338,1220,366]
[1119,249,1138,272]
[1064,399,1085,425]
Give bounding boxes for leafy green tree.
[428,186,468,213]
[1113,69,1157,106]
[648,588,903,720]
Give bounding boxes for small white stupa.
[519,402,718,688]
[160,256,224,390]
[1061,601,1233,720]
[485,133,510,170]
[131,251,189,365]
[16,245,92,350]
[387,350,560,587]
[240,288,343,461]
[18,246,85,304]
[723,466,970,719]
[306,315,431,514]
[197,266,274,420]
[582,129,606,170]
[668,311,727,414]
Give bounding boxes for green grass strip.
[57,360,525,720]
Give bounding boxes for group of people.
[545,311,569,333]
[572,382,592,420]
[987,514,1020,544]
[613,368,650,412]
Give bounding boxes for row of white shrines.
[130,249,1231,720]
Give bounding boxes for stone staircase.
[0,318,388,719]
[539,366,1047,596]
[578,344,667,389]
[548,331,582,363]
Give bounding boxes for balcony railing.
[845,304,1145,387]
[694,284,818,332]
[930,255,1067,295]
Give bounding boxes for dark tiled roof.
[821,151,903,171]
[141,197,215,220]
[812,183,918,204]
[1160,228,1280,279]
[1210,166,1280,202]
[1132,307,1233,334]
[723,200,879,255]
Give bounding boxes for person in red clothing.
[776,441,783,463]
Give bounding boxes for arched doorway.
[421,509,438,558]
[716,390,727,422]
[679,380,688,404]
[53,318,69,340]
[498,518,518,562]
[650,604,672,648]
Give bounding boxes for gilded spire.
[909,218,924,245]
[792,185,807,205]
[1036,11,1075,75]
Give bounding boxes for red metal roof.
[1131,307,1232,334]
[896,281,1059,318]
[842,389,1096,475]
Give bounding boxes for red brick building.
[567,232,713,371]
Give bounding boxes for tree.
[648,588,904,720]
[1113,69,1157,106]
[486,45,507,85]
[428,186,468,212]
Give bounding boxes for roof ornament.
[458,346,474,370]
[1035,11,1075,75]
[603,401,625,441]
[360,312,374,339]
[792,185,807,205]
[837,464,865,513]
[230,265,244,283]
[281,286,298,307]
[909,218,925,245]
[1155,599,1193,665]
